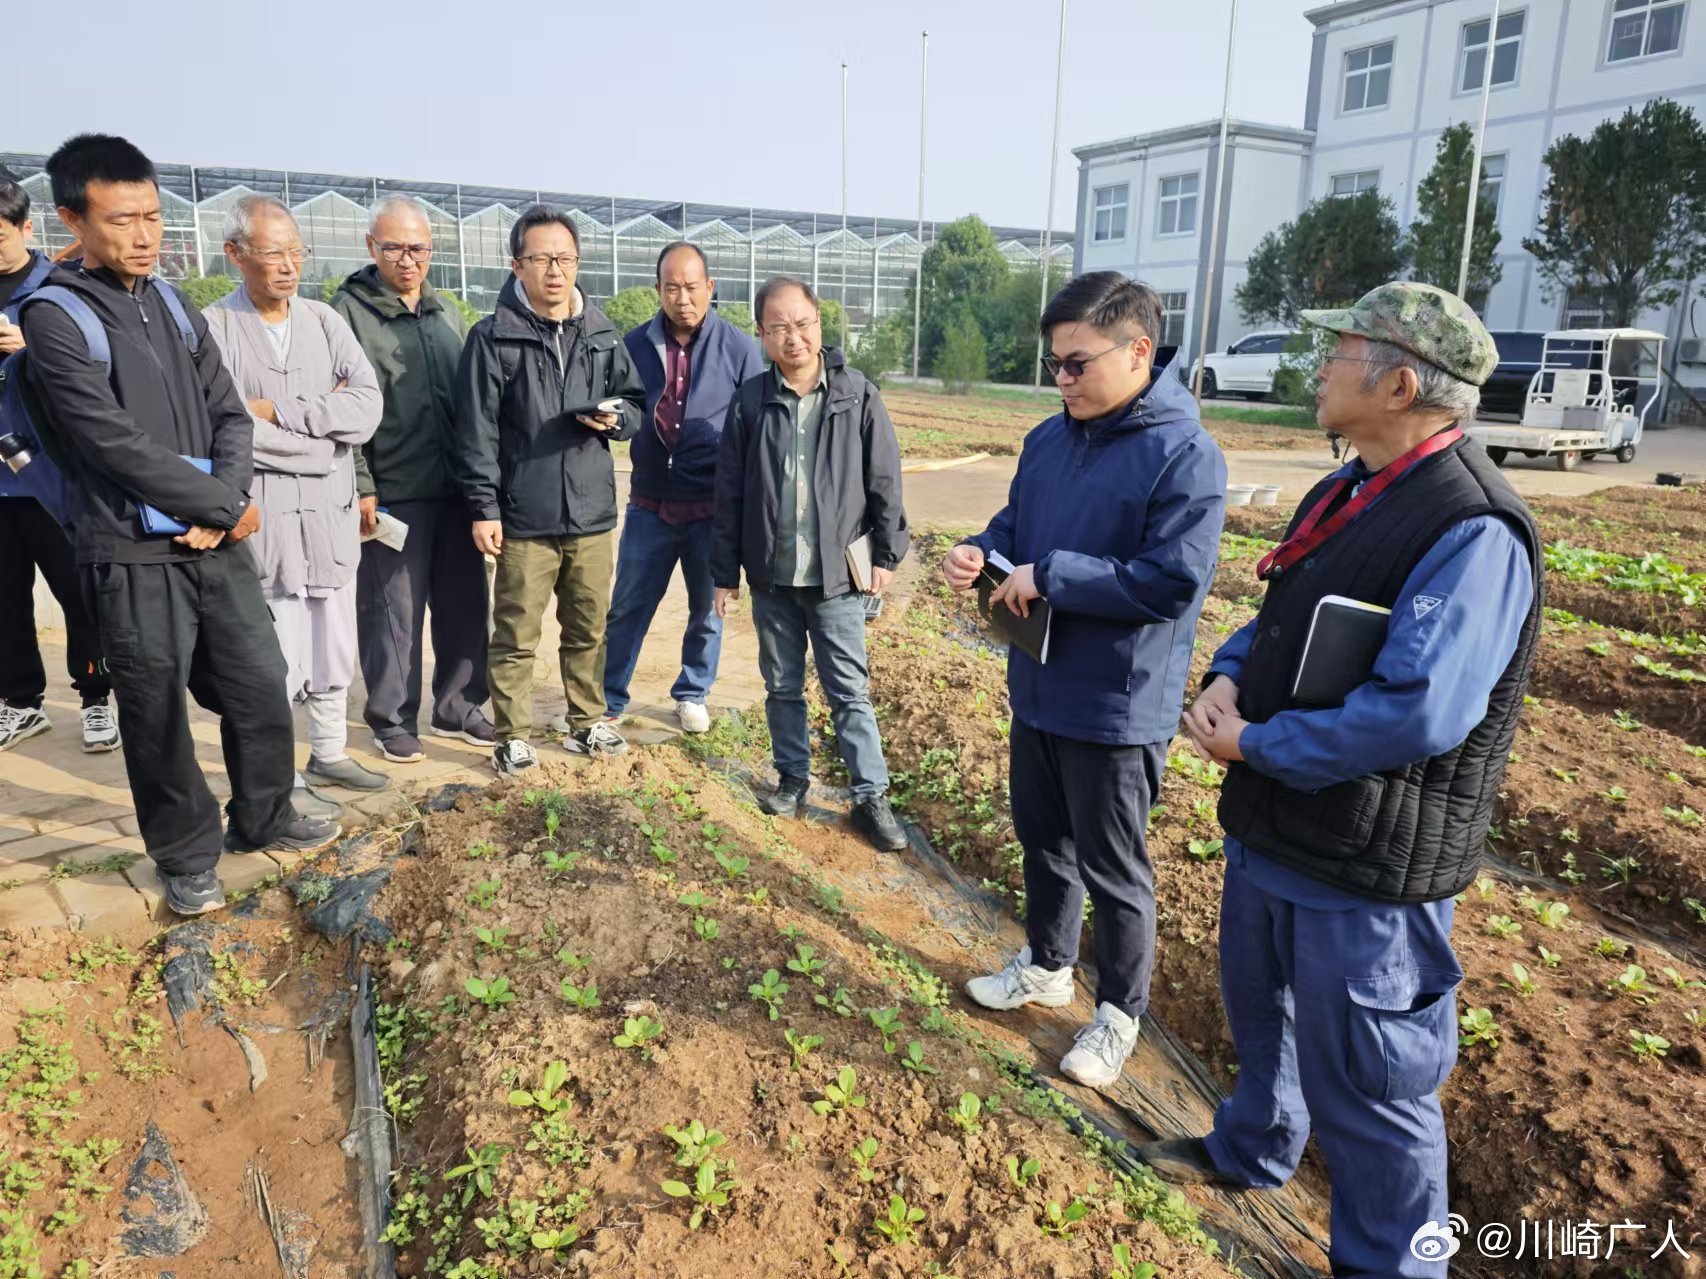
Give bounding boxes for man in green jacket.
[332,196,493,765]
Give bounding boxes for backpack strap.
[0,255,57,324]
[148,278,200,354]
[20,287,111,370]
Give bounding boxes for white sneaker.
[676,701,711,734]
[964,946,1075,1011]
[0,704,50,753]
[492,739,539,775]
[1059,1003,1141,1088]
[80,702,121,753]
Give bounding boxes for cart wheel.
[1486,446,1508,467]
[1615,444,1637,464]
[1557,450,1581,471]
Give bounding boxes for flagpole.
[1457,0,1501,301]
[1033,0,1069,390]
[913,30,929,378]
[1193,0,1239,401]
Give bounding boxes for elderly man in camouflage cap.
[1137,283,1543,1279]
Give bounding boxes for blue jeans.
[602,506,722,715]
[750,584,889,802]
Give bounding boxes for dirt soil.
[372,758,1245,1279]
[870,531,1706,1278]
[0,906,366,1277]
[881,388,1325,459]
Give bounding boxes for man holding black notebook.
[944,272,1226,1088]
[1143,283,1541,1279]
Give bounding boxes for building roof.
[1073,118,1314,161]
[1303,0,1406,28]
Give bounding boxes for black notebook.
[976,551,1053,664]
[1291,595,1392,707]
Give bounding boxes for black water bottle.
[0,432,33,476]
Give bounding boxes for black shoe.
[431,717,496,747]
[1135,1136,1238,1187]
[223,816,342,856]
[851,796,909,851]
[759,774,810,818]
[159,869,226,917]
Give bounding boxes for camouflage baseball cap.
[1302,282,1499,386]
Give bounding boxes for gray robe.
[204,288,382,597]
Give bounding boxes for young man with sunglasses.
[453,206,644,774]
[332,196,494,765]
[943,271,1226,1088]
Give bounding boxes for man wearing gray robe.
[204,195,387,800]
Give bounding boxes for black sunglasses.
[1041,342,1128,379]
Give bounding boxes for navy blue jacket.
[966,355,1227,746]
[624,308,764,504]
[1,251,58,500]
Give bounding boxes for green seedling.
[812,1066,867,1117]
[1661,967,1704,991]
[899,1040,939,1076]
[948,1091,983,1134]
[1524,898,1570,929]
[613,1016,665,1059]
[785,1030,824,1071]
[446,1143,506,1207]
[663,1119,727,1168]
[555,947,589,970]
[1664,805,1703,829]
[1538,946,1563,969]
[1041,1199,1090,1239]
[464,977,514,1009]
[749,969,788,1020]
[746,886,770,906]
[1503,963,1537,996]
[1593,937,1631,960]
[867,1006,904,1053]
[1110,1243,1158,1279]
[872,1194,926,1246]
[1629,1030,1671,1062]
[1686,898,1706,926]
[1474,876,1498,901]
[1686,1008,1705,1032]
[692,916,720,943]
[466,841,500,860]
[786,943,828,987]
[715,849,751,880]
[1559,853,1587,886]
[849,1137,880,1183]
[676,890,708,910]
[507,1060,571,1115]
[814,986,858,1018]
[1458,1007,1500,1050]
[1484,915,1522,939]
[1601,785,1630,803]
[1184,837,1224,862]
[476,925,513,953]
[539,847,580,879]
[559,978,600,1010]
[466,879,501,910]
[530,1225,579,1257]
[1600,854,1642,886]
[661,1157,736,1231]
[1006,1155,1042,1188]
[1609,964,1656,1002]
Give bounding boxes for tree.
[178,272,236,310]
[1405,123,1503,306]
[934,309,989,393]
[604,286,660,334]
[819,297,846,351]
[716,302,756,336]
[911,215,1010,372]
[440,289,482,331]
[1524,99,1706,326]
[1237,191,1406,326]
[848,313,910,386]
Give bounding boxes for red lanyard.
[1256,428,1463,581]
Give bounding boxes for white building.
[1072,0,1705,402]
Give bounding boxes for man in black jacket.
[712,276,909,852]
[453,206,644,775]
[21,134,337,917]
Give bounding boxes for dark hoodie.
[329,265,466,503]
[451,276,644,538]
[20,264,253,565]
[964,352,1228,746]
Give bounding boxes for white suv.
[1193,331,1297,399]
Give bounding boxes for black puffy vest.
[1217,437,1544,904]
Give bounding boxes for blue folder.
[138,457,212,536]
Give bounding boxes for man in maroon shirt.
[605,243,763,732]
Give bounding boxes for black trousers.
[356,498,490,741]
[0,497,110,709]
[82,550,296,877]
[1011,717,1166,1018]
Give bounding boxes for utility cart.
[1467,328,1665,471]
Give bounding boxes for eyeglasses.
[376,242,432,263]
[1319,353,1385,370]
[519,253,580,271]
[247,246,311,266]
[762,316,821,340]
[1041,342,1126,379]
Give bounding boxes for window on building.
[1330,170,1381,197]
[1563,287,1611,329]
[1157,175,1199,237]
[1479,153,1507,218]
[1159,291,1188,347]
[1093,184,1129,242]
[1460,10,1525,91]
[1342,41,1395,112]
[1607,0,1686,60]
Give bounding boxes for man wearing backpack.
[453,206,645,775]
[19,135,338,917]
[0,178,119,754]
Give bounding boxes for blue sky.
[11,0,1320,230]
